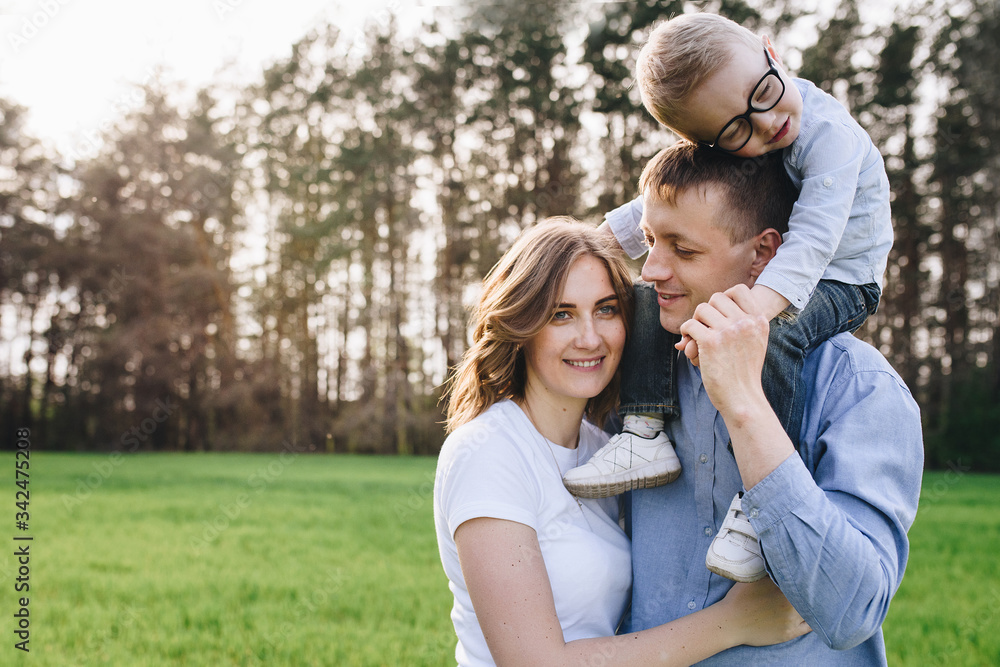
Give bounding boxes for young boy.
[563,12,891,582]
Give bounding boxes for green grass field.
[11,453,1000,665]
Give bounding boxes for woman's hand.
[721,577,812,647]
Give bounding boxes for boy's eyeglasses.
[701,48,786,153]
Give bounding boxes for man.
[615,143,922,663]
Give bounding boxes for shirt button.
[687,600,697,610]
[749,508,760,519]
[823,177,834,187]
[699,454,708,463]
[703,526,712,536]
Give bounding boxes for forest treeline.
[1,0,997,470]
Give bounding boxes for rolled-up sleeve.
[741,349,923,650]
[604,196,648,259]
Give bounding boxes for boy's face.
[639,186,763,334]
[675,41,803,158]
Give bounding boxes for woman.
[433,218,808,666]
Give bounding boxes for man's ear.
[749,228,782,278]
[762,35,786,70]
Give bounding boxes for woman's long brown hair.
[442,217,635,433]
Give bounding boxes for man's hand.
[676,284,789,367]
[678,285,769,418]
[674,334,701,366]
[678,284,794,489]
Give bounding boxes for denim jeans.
[619,280,881,449]
[619,283,681,420]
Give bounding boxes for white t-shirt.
[433,400,631,667]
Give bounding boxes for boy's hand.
[676,284,790,365]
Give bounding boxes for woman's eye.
[598,305,620,316]
[552,311,570,320]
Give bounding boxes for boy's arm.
[602,196,648,259]
[757,119,870,312]
[595,220,619,247]
[749,284,791,322]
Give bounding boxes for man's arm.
[679,286,794,488]
[755,116,867,311]
[681,285,922,649]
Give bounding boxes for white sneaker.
[562,431,681,498]
[705,493,766,582]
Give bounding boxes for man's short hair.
[636,13,761,132]
[638,142,797,243]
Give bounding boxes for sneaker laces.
[593,431,663,471]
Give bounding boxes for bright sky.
[0,0,433,157]
[0,0,461,378]
[0,0,898,159]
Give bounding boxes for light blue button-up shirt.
[605,78,893,312]
[625,333,923,664]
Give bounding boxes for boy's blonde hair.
[636,13,761,133]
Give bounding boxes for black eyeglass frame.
[700,48,786,153]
